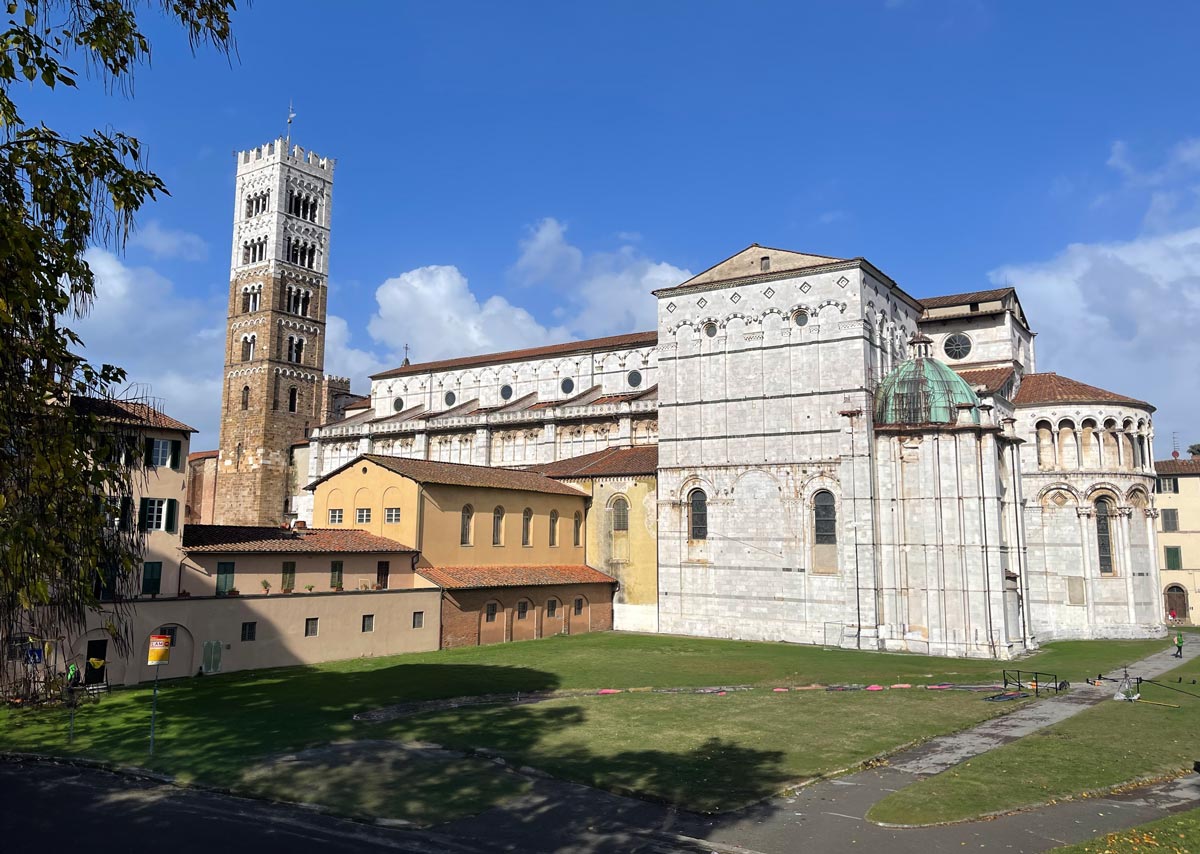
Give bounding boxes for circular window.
[793,310,809,327]
[627,370,643,388]
[561,378,575,395]
[444,391,456,406]
[500,384,513,400]
[703,322,718,338]
[393,398,405,412]
[943,333,972,360]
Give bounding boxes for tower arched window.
[522,508,533,546]
[549,510,559,547]
[460,505,474,546]
[1095,497,1115,576]
[813,490,837,545]
[241,335,255,362]
[688,489,707,541]
[300,290,310,317]
[611,497,629,532]
[240,385,250,411]
[241,291,251,313]
[288,386,298,413]
[573,511,583,547]
[492,506,505,546]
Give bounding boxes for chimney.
[955,402,976,426]
[293,520,307,530]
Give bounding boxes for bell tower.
[214,138,336,525]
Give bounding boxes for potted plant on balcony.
[304,584,315,593]
[227,588,240,597]
[333,584,344,592]
[281,585,294,594]
[261,579,271,595]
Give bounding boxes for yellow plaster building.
[1155,455,1200,623]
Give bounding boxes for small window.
[688,489,707,540]
[1157,477,1180,494]
[1162,509,1179,532]
[627,370,642,388]
[329,508,343,525]
[561,378,575,395]
[142,498,167,530]
[393,398,405,412]
[304,617,319,637]
[141,562,162,596]
[444,391,456,407]
[216,561,235,595]
[522,508,533,546]
[241,621,257,642]
[330,560,344,588]
[574,597,583,616]
[1096,498,1115,576]
[549,510,559,546]
[612,498,629,532]
[792,310,809,327]
[362,614,374,633]
[282,561,296,591]
[500,384,513,400]
[148,439,172,468]
[547,599,557,618]
[385,507,401,524]
[517,601,528,620]
[573,511,583,547]
[356,508,371,524]
[485,602,497,623]
[760,256,770,272]
[288,386,298,413]
[1165,546,1183,571]
[412,611,424,629]
[943,333,972,360]
[156,625,178,647]
[240,385,250,410]
[493,506,504,545]
[461,505,474,545]
[703,322,717,338]
[814,491,837,545]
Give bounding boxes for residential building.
[1155,454,1200,622]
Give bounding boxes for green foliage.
[1049,805,1200,853]
[0,0,236,697]
[1188,442,1200,457]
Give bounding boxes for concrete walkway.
[438,642,1200,853]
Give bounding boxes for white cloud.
[76,249,225,449]
[324,314,388,381]
[128,220,208,261]
[512,218,582,285]
[818,209,849,225]
[990,226,1200,451]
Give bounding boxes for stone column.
[1077,505,1097,631]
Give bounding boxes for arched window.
[549,510,559,547]
[688,489,707,540]
[288,386,298,413]
[460,505,474,546]
[492,506,504,546]
[1095,497,1115,575]
[241,335,255,362]
[573,511,583,547]
[240,385,250,411]
[611,497,629,532]
[814,491,837,545]
[522,508,533,546]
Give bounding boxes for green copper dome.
[875,354,981,426]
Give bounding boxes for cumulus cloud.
[128,220,208,261]
[991,226,1200,452]
[324,314,388,380]
[75,248,225,449]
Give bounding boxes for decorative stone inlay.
[800,281,812,294]
[763,287,775,299]
[667,302,676,313]
[730,293,741,304]
[837,275,850,287]
[697,297,708,308]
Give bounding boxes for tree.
[1188,443,1200,457]
[0,1,237,699]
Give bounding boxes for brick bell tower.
[214,138,335,525]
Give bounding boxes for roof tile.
[307,454,587,497]
[1012,372,1152,410]
[955,367,1015,395]
[417,564,615,589]
[183,525,416,554]
[1155,458,1200,476]
[920,288,1015,310]
[71,396,197,433]
[528,445,658,478]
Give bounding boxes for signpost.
[147,634,171,756]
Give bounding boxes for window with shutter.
[1166,546,1183,571]
[216,562,235,595]
[1162,509,1180,532]
[141,562,162,596]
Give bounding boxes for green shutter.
[165,499,178,534]
[120,497,133,532]
[144,438,155,466]
[169,440,182,471]
[1166,547,1183,571]
[138,497,150,531]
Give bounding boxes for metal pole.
[68,694,75,745]
[149,666,160,756]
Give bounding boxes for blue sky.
[28,1,1200,450]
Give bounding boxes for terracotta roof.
[955,367,1015,396]
[371,331,658,380]
[183,525,416,554]
[920,288,1015,310]
[417,564,616,589]
[306,454,587,497]
[528,445,659,478]
[70,396,197,433]
[343,395,371,410]
[591,385,658,406]
[187,449,219,463]
[1012,373,1153,410]
[1155,458,1200,476]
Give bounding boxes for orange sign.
[147,634,171,666]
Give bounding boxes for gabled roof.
[528,445,659,478]
[655,244,846,294]
[920,288,1015,309]
[1012,373,1153,410]
[919,287,1030,331]
[955,367,1016,396]
[183,525,416,554]
[187,449,219,463]
[1155,458,1200,476]
[591,385,658,406]
[306,454,587,497]
[370,331,658,380]
[70,396,197,433]
[417,564,615,589]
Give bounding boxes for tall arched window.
[460,505,474,546]
[240,385,250,410]
[522,508,533,546]
[1095,497,1115,575]
[549,510,559,547]
[288,386,298,413]
[814,491,837,545]
[573,511,583,547]
[688,489,707,540]
[492,506,504,546]
[611,497,629,532]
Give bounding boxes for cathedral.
[211,138,1164,659]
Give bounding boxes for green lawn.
[868,653,1200,826]
[0,632,1173,821]
[1049,805,1200,853]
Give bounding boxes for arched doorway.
[544,597,565,636]
[568,594,591,635]
[479,600,506,645]
[1165,585,1189,622]
[512,598,537,641]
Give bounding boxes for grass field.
[868,653,1200,825]
[1049,805,1200,853]
[0,632,1174,821]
